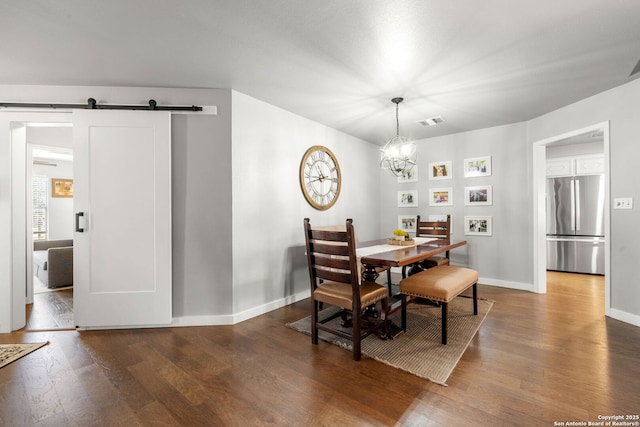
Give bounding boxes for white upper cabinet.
[546,158,574,177]
[575,155,605,175]
[546,154,604,177]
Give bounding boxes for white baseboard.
[608,307,640,327]
[171,289,311,327]
[170,313,235,327]
[478,277,534,292]
[231,290,311,324]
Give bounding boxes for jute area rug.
[287,296,493,386]
[0,342,48,369]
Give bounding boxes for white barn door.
[73,110,172,329]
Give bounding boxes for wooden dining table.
[358,237,467,283]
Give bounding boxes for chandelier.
[380,97,417,177]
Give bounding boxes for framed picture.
[428,160,452,180]
[464,216,492,236]
[464,185,493,205]
[397,165,418,183]
[51,178,73,198]
[397,189,418,207]
[429,187,453,206]
[398,215,417,233]
[464,156,492,177]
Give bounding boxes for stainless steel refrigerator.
[546,174,605,275]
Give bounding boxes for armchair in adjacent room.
[33,239,74,288]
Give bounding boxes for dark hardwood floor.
[2,272,639,426]
[26,288,74,331]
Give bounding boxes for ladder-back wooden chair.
[303,218,389,361]
[402,214,451,278]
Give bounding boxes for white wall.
[528,78,640,321]
[231,91,381,318]
[379,122,533,290]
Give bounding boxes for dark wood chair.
[303,218,389,361]
[402,214,451,278]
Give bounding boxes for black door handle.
[75,212,84,232]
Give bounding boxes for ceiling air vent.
[417,116,445,126]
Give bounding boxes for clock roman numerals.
[306,181,315,194]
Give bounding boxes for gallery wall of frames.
[396,156,493,237]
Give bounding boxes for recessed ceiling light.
[417,116,445,126]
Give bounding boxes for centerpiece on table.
[388,229,415,246]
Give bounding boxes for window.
[32,174,48,240]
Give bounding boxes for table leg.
[361,264,406,339]
[361,263,379,283]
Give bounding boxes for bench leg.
[472,283,478,315]
[401,294,408,331]
[441,302,448,345]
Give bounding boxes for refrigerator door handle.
[575,179,581,231]
[570,178,576,232]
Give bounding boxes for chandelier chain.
[396,102,399,137]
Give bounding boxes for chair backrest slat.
[315,268,352,284]
[415,214,451,239]
[309,229,346,242]
[311,242,350,257]
[310,253,350,271]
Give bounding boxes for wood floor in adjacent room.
[1,273,639,426]
[25,288,74,331]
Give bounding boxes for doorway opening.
[532,122,611,316]
[26,126,75,331]
[544,129,605,306]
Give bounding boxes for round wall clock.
[299,145,342,210]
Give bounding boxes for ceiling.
[2,1,640,145]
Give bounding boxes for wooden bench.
[399,265,479,344]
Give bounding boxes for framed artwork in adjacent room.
[51,178,74,198]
